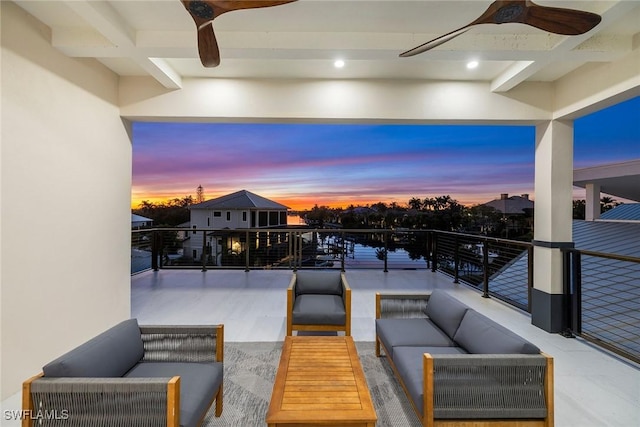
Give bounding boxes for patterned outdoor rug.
[202,341,422,426]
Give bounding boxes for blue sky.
[132,96,639,210]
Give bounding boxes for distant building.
[482,194,534,238]
[484,193,534,214]
[187,190,289,263]
[131,213,153,229]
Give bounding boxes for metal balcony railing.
[132,227,532,307]
[132,226,640,363]
[563,248,640,364]
[430,231,533,311]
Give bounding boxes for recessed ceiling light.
[467,60,479,69]
[334,59,345,68]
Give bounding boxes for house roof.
[483,194,534,215]
[190,190,289,210]
[600,203,640,221]
[572,220,640,255]
[131,214,153,223]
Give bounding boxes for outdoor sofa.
[376,290,554,427]
[22,319,223,427]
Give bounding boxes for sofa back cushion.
[423,290,469,338]
[295,270,343,296]
[43,319,144,377]
[454,310,540,354]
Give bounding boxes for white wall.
[1,2,132,399]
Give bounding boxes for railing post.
[288,230,292,269]
[201,230,207,272]
[245,230,250,272]
[481,240,490,298]
[424,231,430,269]
[158,232,164,269]
[571,250,583,335]
[527,245,534,313]
[341,231,346,272]
[292,230,298,271]
[431,231,438,272]
[453,235,460,283]
[151,230,159,271]
[383,231,388,273]
[299,231,304,269]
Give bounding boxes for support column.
[585,183,601,221]
[532,120,574,333]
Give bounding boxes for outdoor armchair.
[22,320,224,427]
[287,270,351,336]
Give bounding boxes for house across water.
[187,190,290,264]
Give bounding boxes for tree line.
[134,194,622,241]
[302,195,622,240]
[134,196,194,226]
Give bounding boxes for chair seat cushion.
[393,346,469,415]
[124,362,223,427]
[376,318,456,359]
[292,294,346,325]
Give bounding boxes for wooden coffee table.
[266,335,377,426]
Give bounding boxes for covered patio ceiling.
[574,159,640,202]
[13,0,640,90]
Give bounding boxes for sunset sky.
[132,97,639,211]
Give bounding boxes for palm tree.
[600,196,618,213]
[423,197,435,211]
[408,197,422,210]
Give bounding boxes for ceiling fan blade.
[197,22,220,67]
[524,2,601,35]
[400,26,472,57]
[400,0,601,57]
[182,0,297,67]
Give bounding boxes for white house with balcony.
[187,190,289,262]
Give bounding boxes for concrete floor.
[132,269,640,427]
[3,269,638,426]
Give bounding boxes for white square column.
[532,120,574,332]
[585,183,601,221]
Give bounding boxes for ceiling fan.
[182,0,297,67]
[400,0,602,58]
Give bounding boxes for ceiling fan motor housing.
[189,1,215,20]
[494,4,525,23]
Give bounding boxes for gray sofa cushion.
[43,319,144,377]
[125,362,223,427]
[292,294,346,325]
[424,290,470,338]
[295,270,343,296]
[454,310,540,354]
[393,346,468,416]
[376,318,455,359]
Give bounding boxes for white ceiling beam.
[145,58,184,90]
[62,0,181,89]
[62,0,134,47]
[52,28,628,62]
[491,1,640,92]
